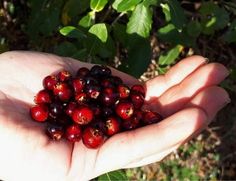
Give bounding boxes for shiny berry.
[72,78,85,94]
[82,127,105,149]
[130,92,144,109]
[72,106,94,125]
[142,111,163,125]
[46,124,64,141]
[105,117,120,136]
[85,84,101,99]
[49,101,64,119]
[100,87,118,106]
[90,65,111,77]
[53,83,72,102]
[84,76,98,85]
[115,102,134,120]
[57,70,71,82]
[75,92,88,104]
[117,85,130,99]
[65,102,77,117]
[131,84,145,97]
[122,111,142,130]
[34,89,51,104]
[30,104,49,122]
[65,124,82,142]
[77,67,90,77]
[43,75,58,90]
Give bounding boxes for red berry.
[115,101,134,120]
[57,70,71,82]
[65,102,77,117]
[43,75,58,90]
[90,65,111,77]
[72,78,85,94]
[117,84,130,99]
[77,67,90,77]
[130,92,144,109]
[34,89,51,104]
[49,101,64,119]
[100,87,118,106]
[65,124,82,142]
[82,127,104,149]
[142,111,163,125]
[46,124,64,141]
[72,106,94,125]
[105,117,120,136]
[122,110,142,130]
[53,83,72,102]
[75,92,88,104]
[101,78,114,88]
[131,84,145,97]
[30,104,49,122]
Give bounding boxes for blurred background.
[0,0,235,180]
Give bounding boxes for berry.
[90,65,111,77]
[117,84,130,99]
[109,76,123,86]
[142,111,162,125]
[77,67,89,77]
[122,111,142,130]
[57,70,71,82]
[84,76,98,85]
[105,117,120,136]
[34,89,51,104]
[85,84,101,99]
[130,92,144,109]
[65,124,82,142]
[100,87,118,106]
[30,104,49,122]
[101,78,114,88]
[82,127,104,149]
[65,102,77,117]
[131,84,145,97]
[72,106,94,125]
[72,78,85,94]
[90,103,101,117]
[49,101,64,119]
[43,75,58,90]
[102,106,114,118]
[90,119,106,133]
[46,124,64,141]
[115,101,134,120]
[53,83,72,102]
[75,92,88,104]
[48,114,72,126]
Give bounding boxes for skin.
[0,51,230,181]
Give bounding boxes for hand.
[0,51,230,181]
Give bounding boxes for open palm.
[0,51,229,181]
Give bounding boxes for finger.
[64,57,140,85]
[124,86,230,168]
[94,107,208,175]
[149,63,229,116]
[145,56,207,100]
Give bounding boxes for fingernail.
[204,57,210,63]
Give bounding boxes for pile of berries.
[30,65,163,149]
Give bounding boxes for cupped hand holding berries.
[0,51,230,181]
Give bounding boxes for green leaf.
[166,0,187,29]
[98,170,128,181]
[79,12,95,28]
[88,23,108,42]
[116,0,142,12]
[199,2,230,34]
[54,41,78,57]
[127,3,153,38]
[187,20,202,37]
[62,0,89,24]
[222,20,236,43]
[59,26,86,39]
[143,0,159,7]
[90,0,108,12]
[119,34,151,78]
[160,3,171,22]
[159,45,183,65]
